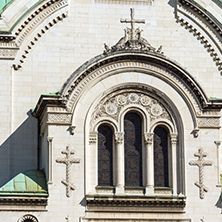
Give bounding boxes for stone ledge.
[0,196,47,206]
[86,195,186,213]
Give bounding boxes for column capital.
[144,132,154,145]
[47,137,53,143]
[214,141,221,147]
[115,132,124,144]
[89,131,98,144]
[170,133,178,145]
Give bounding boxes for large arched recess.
[58,50,221,196]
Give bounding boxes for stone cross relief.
[189,148,213,199]
[56,146,80,197]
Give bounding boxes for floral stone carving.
[90,90,171,130]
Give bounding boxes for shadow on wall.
[0,111,38,187]
[168,0,176,7]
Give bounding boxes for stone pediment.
[104,8,163,55]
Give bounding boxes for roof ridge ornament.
[104,8,163,55]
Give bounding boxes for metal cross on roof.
[120,8,145,40]
[56,146,80,197]
[189,148,213,199]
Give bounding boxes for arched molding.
[118,104,149,133]
[176,0,222,74]
[149,119,176,134]
[92,118,118,133]
[18,214,38,222]
[61,52,221,118]
[88,84,180,134]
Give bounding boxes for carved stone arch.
[149,119,176,134]
[60,52,222,131]
[118,104,150,133]
[18,214,38,222]
[93,119,118,133]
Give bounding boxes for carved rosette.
[90,91,171,130]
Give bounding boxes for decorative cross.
[56,146,80,197]
[120,8,145,40]
[189,148,213,199]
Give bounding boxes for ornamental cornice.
[177,0,222,75]
[0,0,68,62]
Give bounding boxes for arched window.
[98,125,113,186]
[154,126,169,187]
[124,112,142,187]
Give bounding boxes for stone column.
[115,132,125,194]
[170,133,178,196]
[214,141,221,187]
[144,132,154,195]
[47,137,53,184]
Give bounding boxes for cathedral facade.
[0,0,222,221]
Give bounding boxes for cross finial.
[120,8,145,40]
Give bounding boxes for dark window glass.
[98,125,113,186]
[154,126,169,187]
[124,113,142,186]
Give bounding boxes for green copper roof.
[209,97,222,101]
[0,170,48,196]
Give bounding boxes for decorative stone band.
[47,113,72,125]
[197,117,220,128]
[86,195,186,213]
[0,47,19,59]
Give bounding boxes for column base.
[145,186,154,195]
[115,186,125,195]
